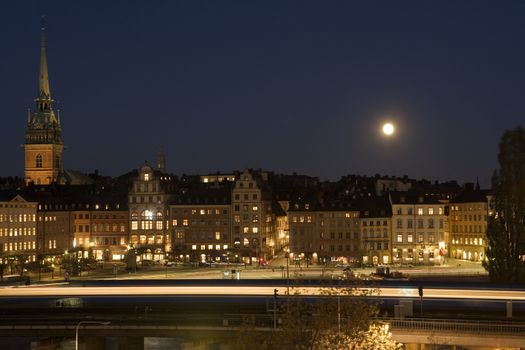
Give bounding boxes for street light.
[75,321,110,350]
[284,252,290,294]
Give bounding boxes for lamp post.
[75,321,110,350]
[284,252,290,294]
[273,289,278,329]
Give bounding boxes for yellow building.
[0,195,38,268]
[449,185,489,262]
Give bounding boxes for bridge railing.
[382,317,525,335]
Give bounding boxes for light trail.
[0,285,524,301]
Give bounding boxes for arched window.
[141,210,153,230]
[36,154,42,168]
[156,211,163,230]
[131,212,138,230]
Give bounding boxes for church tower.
[156,146,166,173]
[24,19,64,185]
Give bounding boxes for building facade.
[231,170,280,263]
[359,197,392,265]
[169,199,231,263]
[289,198,361,265]
[449,186,489,262]
[390,193,448,265]
[0,195,38,268]
[128,164,172,261]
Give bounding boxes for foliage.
[235,281,402,350]
[484,126,525,282]
[351,323,403,350]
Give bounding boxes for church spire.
[28,16,59,128]
[38,16,51,102]
[24,17,65,186]
[157,146,166,173]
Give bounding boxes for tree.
[484,126,525,282]
[235,281,402,350]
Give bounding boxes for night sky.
[3,1,525,186]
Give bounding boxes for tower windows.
[36,154,42,168]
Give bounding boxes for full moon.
[382,123,394,136]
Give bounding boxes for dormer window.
[144,173,150,181]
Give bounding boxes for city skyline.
[3,1,525,186]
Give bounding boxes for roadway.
[1,283,524,300]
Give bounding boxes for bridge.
[1,280,524,349]
[1,317,524,349]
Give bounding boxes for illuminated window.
[253,227,258,233]
[200,245,205,250]
[252,205,258,211]
[397,234,403,243]
[215,245,221,250]
[191,245,197,250]
[36,154,42,168]
[223,244,228,250]
[438,207,443,215]
[200,209,206,215]
[141,210,153,230]
[215,232,221,240]
[407,234,413,243]
[208,244,213,250]
[243,226,249,234]
[183,219,189,226]
[243,238,249,246]
[417,208,423,215]
[144,173,150,181]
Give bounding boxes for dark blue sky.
[3,1,525,186]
